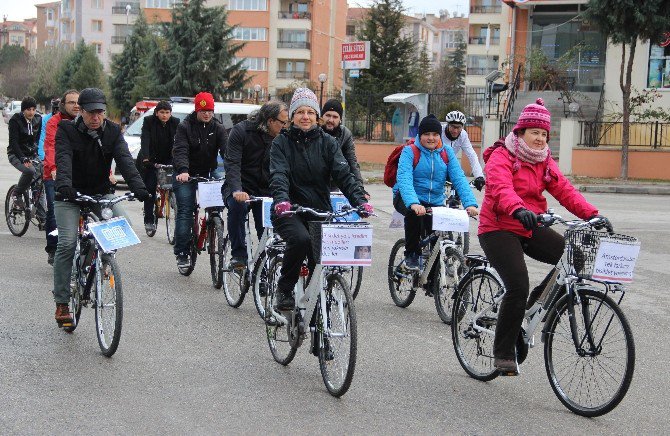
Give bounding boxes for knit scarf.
[504,132,552,181]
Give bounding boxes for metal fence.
[579,121,670,148]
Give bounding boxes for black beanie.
[21,96,37,112]
[418,114,442,136]
[321,99,343,118]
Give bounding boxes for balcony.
[278,11,311,19]
[277,70,310,80]
[112,35,129,44]
[470,5,501,14]
[61,9,71,20]
[469,36,500,45]
[467,67,497,75]
[277,41,310,49]
[112,6,140,14]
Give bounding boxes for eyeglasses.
[294,109,317,117]
[274,118,289,126]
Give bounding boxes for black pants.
[479,228,565,360]
[272,215,316,295]
[142,167,158,223]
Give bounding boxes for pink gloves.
[360,203,374,218]
[274,201,292,216]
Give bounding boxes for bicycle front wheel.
[209,218,224,289]
[165,191,176,245]
[318,273,357,397]
[222,235,247,307]
[252,251,269,319]
[94,254,123,357]
[388,238,416,307]
[544,288,635,417]
[63,249,84,333]
[264,254,297,365]
[451,269,501,381]
[433,247,466,325]
[340,266,363,300]
[5,185,30,237]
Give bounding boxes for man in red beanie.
[172,92,228,268]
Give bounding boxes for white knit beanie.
[289,88,320,119]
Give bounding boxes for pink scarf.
[504,132,552,181]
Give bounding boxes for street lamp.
[318,73,327,107]
[125,4,131,26]
[253,84,262,105]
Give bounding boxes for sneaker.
[227,256,247,270]
[144,222,157,233]
[176,253,190,268]
[404,253,420,270]
[494,357,520,376]
[47,251,55,266]
[55,303,73,327]
[274,290,295,311]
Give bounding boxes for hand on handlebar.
[410,204,427,216]
[513,208,538,230]
[233,191,250,203]
[589,214,613,232]
[176,172,189,183]
[473,176,485,191]
[465,206,479,217]
[274,201,292,216]
[359,203,374,218]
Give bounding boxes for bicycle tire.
[5,185,30,237]
[264,254,297,365]
[251,250,268,319]
[63,246,84,333]
[165,191,176,245]
[318,273,357,397]
[433,247,466,325]
[344,266,364,300]
[222,234,247,307]
[387,238,416,307]
[209,218,224,289]
[451,268,502,381]
[94,254,123,357]
[544,288,635,417]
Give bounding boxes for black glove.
[134,189,152,202]
[473,176,485,191]
[513,208,538,230]
[56,186,79,201]
[590,214,613,232]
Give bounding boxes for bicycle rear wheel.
[318,273,357,397]
[433,247,466,325]
[94,254,123,357]
[209,218,224,289]
[264,254,297,365]
[165,191,176,245]
[451,269,502,381]
[63,247,84,333]
[544,288,635,417]
[5,185,30,237]
[388,238,416,307]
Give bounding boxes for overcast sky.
[2,0,467,21]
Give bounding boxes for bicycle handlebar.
[537,209,613,232]
[282,204,376,218]
[74,191,135,206]
[155,164,174,170]
[188,176,224,183]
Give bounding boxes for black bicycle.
[5,158,46,236]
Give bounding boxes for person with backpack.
[392,114,479,270]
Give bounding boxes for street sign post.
[341,41,370,124]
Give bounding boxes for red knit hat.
[194,92,214,112]
[513,98,551,134]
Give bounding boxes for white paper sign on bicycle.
[431,207,470,233]
[198,181,225,209]
[319,223,372,267]
[88,217,141,252]
[591,237,641,283]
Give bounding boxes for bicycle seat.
[465,254,488,268]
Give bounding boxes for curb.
[577,185,670,195]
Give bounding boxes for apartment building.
[0,18,38,54]
[431,14,467,65]
[35,2,61,48]
[465,0,507,92]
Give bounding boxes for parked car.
[3,100,22,123]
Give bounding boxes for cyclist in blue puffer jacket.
[393,114,479,269]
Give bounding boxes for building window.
[648,42,670,89]
[234,57,267,71]
[10,35,25,45]
[92,42,102,54]
[233,27,267,41]
[91,0,103,8]
[92,20,103,32]
[47,9,54,21]
[228,0,267,11]
[146,0,181,7]
[346,25,355,36]
[466,55,499,75]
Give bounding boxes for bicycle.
[5,158,47,236]
[143,164,176,244]
[177,176,226,290]
[451,210,637,417]
[62,192,137,357]
[262,204,373,397]
[388,206,471,324]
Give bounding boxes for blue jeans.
[44,180,57,253]
[173,180,197,256]
[225,195,264,259]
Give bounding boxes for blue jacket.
[393,135,478,209]
[37,113,53,160]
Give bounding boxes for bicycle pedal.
[498,369,520,377]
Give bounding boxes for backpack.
[383,140,449,187]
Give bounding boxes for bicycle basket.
[157,168,173,189]
[566,229,640,282]
[308,221,372,265]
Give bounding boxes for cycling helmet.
[445,111,466,125]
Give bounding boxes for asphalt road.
[1,117,668,434]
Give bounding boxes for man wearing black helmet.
[51,88,150,328]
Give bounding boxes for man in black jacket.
[139,100,180,232]
[223,100,288,269]
[172,92,228,268]
[321,99,369,199]
[52,88,150,327]
[7,96,42,207]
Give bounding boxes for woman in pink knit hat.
[478,98,609,375]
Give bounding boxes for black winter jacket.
[7,112,42,160]
[223,119,273,199]
[269,125,367,216]
[173,112,227,177]
[324,125,367,194]
[55,117,145,197]
[140,114,179,164]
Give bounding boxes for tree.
[414,43,432,93]
[585,0,670,179]
[29,46,69,106]
[150,0,248,99]
[0,45,31,98]
[58,40,104,91]
[109,11,153,113]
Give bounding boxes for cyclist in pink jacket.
[478,98,609,375]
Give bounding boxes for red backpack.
[383,140,449,187]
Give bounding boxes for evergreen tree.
[150,0,248,99]
[109,11,152,113]
[414,43,432,92]
[449,35,466,95]
[29,46,69,106]
[58,40,104,91]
